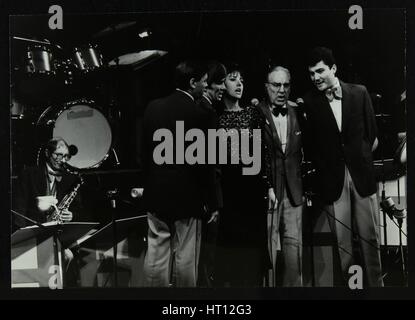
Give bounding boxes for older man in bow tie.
[303,47,383,287]
[257,65,305,287]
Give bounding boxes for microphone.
[251,98,259,106]
[69,144,78,156]
[131,188,144,198]
[106,189,119,209]
[380,197,406,220]
[295,97,304,105]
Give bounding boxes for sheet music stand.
[11,221,99,289]
[76,215,147,287]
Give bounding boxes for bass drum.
[37,100,112,169]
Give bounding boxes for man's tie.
[325,85,342,102]
[271,106,288,117]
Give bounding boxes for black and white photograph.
[2,0,413,301]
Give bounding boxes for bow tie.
[271,106,288,117]
[325,85,342,102]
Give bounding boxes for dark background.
[1,0,414,300]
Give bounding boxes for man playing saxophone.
[12,137,83,229]
[12,137,86,286]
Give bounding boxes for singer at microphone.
[12,137,91,287]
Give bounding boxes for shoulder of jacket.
[342,81,367,93]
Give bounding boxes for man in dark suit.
[142,60,219,287]
[13,137,82,229]
[258,66,304,287]
[303,47,383,286]
[12,137,84,286]
[196,61,226,287]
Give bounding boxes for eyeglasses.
[267,82,291,90]
[52,152,71,161]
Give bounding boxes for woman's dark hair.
[225,62,244,77]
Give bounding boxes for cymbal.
[375,113,392,117]
[93,21,137,38]
[108,50,168,69]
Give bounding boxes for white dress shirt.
[328,78,342,132]
[271,105,288,153]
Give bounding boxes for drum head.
[53,103,112,169]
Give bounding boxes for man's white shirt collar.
[202,94,212,105]
[176,88,194,101]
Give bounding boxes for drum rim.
[27,45,52,52]
[73,44,99,52]
[36,98,113,170]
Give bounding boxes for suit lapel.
[285,106,295,154]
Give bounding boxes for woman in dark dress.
[214,64,270,287]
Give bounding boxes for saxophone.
[49,176,84,224]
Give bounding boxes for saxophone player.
[12,137,83,229]
[12,137,86,287]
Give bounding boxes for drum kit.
[11,28,168,172]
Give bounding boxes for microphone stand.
[305,191,315,287]
[376,94,388,247]
[106,189,119,287]
[397,217,407,285]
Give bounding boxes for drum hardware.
[72,44,105,73]
[25,45,56,75]
[12,36,51,46]
[112,148,121,166]
[10,97,26,120]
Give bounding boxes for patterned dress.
[215,105,270,286]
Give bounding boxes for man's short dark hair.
[307,47,336,68]
[206,61,227,87]
[174,60,207,91]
